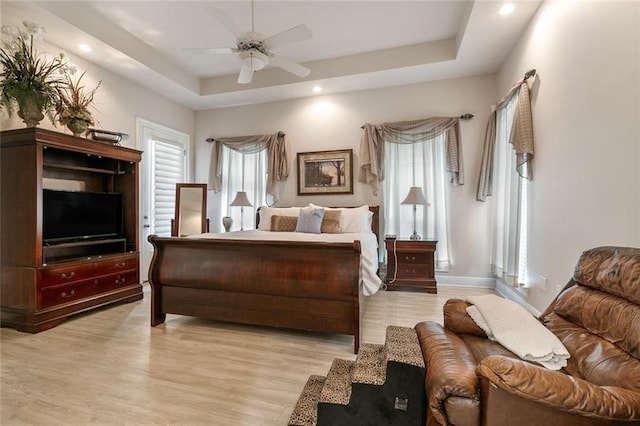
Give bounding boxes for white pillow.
[258,206,301,231]
[295,206,325,234]
[309,204,371,233]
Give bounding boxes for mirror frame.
[172,183,208,237]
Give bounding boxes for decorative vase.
[222,216,233,232]
[16,92,46,127]
[66,118,90,137]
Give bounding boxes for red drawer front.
[40,254,137,288]
[390,263,429,278]
[395,253,430,264]
[101,255,138,274]
[39,271,138,309]
[40,262,99,287]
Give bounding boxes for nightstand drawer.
[393,264,429,278]
[395,252,430,264]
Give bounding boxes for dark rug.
[316,362,426,426]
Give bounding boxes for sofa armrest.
[416,321,482,426]
[443,299,487,337]
[477,355,640,421]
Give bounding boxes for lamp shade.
[401,186,430,206]
[230,191,253,207]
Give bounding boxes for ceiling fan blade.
[208,6,246,39]
[264,24,312,50]
[182,47,235,55]
[238,60,254,84]
[269,55,311,78]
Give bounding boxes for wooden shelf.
[43,162,117,175]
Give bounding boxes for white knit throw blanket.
[466,294,570,370]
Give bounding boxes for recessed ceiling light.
[499,3,515,15]
[313,85,322,93]
[78,44,92,52]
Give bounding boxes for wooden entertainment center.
[1,128,143,332]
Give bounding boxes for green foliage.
[57,71,101,126]
[0,21,67,122]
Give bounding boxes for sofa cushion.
[478,355,640,420]
[573,246,640,305]
[443,299,487,337]
[543,311,640,392]
[553,285,640,359]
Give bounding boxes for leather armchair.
[415,246,640,425]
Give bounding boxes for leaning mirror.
[172,183,208,236]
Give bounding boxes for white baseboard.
[494,280,542,316]
[436,274,496,288]
[436,275,542,316]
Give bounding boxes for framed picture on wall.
[297,149,354,195]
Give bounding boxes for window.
[149,138,187,236]
[383,134,450,270]
[217,147,267,231]
[491,96,528,286]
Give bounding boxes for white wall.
[0,46,195,155]
[195,75,497,279]
[497,0,640,310]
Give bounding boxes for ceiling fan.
[186,1,313,84]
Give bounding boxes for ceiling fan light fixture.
[240,50,268,71]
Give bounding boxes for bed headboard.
[256,206,380,240]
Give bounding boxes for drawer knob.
[61,272,75,279]
[115,277,126,285]
[405,255,416,261]
[61,290,76,298]
[114,262,126,269]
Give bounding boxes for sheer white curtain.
[491,96,528,286]
[218,147,267,231]
[383,134,450,270]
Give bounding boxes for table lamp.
[230,191,253,231]
[401,186,430,240]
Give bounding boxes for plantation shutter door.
[151,138,186,236]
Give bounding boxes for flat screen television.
[43,189,123,243]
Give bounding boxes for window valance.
[358,117,464,195]
[208,132,288,202]
[477,70,536,201]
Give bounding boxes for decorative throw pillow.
[342,206,372,233]
[271,215,298,232]
[321,209,341,233]
[295,206,325,234]
[258,206,301,231]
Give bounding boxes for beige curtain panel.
[477,73,535,201]
[359,117,464,195]
[208,133,289,201]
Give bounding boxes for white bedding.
[193,230,382,296]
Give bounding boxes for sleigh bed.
[147,205,380,353]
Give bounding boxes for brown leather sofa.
[415,246,640,425]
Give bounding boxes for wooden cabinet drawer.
[39,270,138,309]
[40,279,99,308]
[394,263,429,278]
[101,254,137,274]
[395,252,430,265]
[40,253,137,287]
[40,262,98,287]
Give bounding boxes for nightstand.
[385,238,438,293]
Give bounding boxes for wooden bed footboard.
[147,236,364,353]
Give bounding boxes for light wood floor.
[1,284,494,425]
